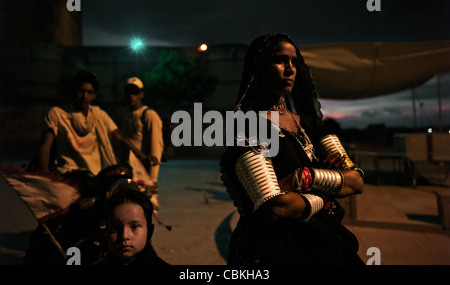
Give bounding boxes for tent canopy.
[301,40,450,100]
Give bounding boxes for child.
[96,180,168,265]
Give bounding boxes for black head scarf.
[221,34,330,216]
[235,33,323,122]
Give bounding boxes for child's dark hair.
[105,180,154,231]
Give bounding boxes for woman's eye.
[274,56,286,64]
[272,56,297,66]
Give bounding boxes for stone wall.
[0,1,248,161]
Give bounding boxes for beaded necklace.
[277,112,317,162]
[271,96,286,115]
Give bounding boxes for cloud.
[382,107,403,116]
[361,110,380,118]
[321,71,450,129]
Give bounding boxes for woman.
[220,33,365,265]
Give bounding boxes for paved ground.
[1,159,449,265]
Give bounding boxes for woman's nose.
[285,62,294,74]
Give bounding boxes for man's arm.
[143,110,164,165]
[111,129,156,165]
[38,130,55,174]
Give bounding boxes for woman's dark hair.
[72,69,100,92]
[236,33,323,119]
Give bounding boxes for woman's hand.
[338,169,364,197]
[258,174,307,222]
[278,174,297,192]
[322,153,346,169]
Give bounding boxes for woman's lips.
[282,79,294,86]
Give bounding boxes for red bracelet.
[302,167,312,190]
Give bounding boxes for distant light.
[130,38,144,51]
[198,44,208,52]
[428,128,433,133]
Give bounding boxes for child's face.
[107,202,148,263]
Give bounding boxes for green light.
[130,38,144,51]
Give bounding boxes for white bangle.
[235,150,284,211]
[311,168,344,196]
[301,194,324,221]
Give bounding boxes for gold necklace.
[285,113,317,162]
[271,97,286,115]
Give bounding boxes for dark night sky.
[82,0,450,129]
[82,0,449,47]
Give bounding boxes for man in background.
[120,77,164,216]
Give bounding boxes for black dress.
[220,116,364,266]
[95,243,169,265]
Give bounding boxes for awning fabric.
[301,40,450,99]
[1,172,80,223]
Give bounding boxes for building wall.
[62,44,246,109]
[0,0,82,47]
[0,1,247,160]
[0,42,247,160]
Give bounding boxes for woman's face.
[107,202,148,263]
[258,40,298,99]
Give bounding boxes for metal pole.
[42,223,67,260]
[412,87,417,131]
[437,74,442,132]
